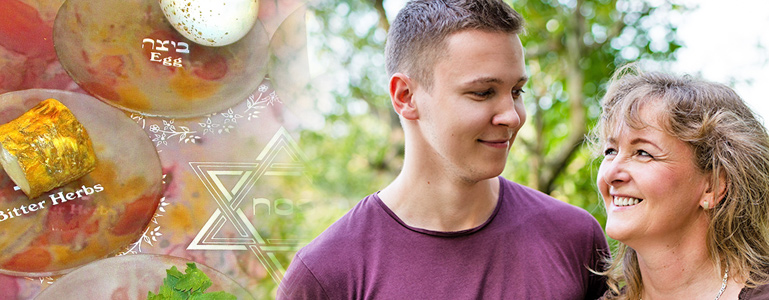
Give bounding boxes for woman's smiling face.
[597,101,712,246]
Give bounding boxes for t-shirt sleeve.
[277,254,330,300]
[585,219,611,300]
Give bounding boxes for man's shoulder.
[501,178,593,215]
[498,177,608,269]
[499,177,601,231]
[284,193,389,298]
[296,194,382,264]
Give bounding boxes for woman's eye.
[512,89,526,98]
[603,148,617,156]
[637,150,653,158]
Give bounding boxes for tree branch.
[542,131,586,193]
[539,0,587,193]
[371,0,390,31]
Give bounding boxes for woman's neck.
[633,235,741,300]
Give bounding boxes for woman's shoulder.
[740,283,769,300]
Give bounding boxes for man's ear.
[389,73,418,120]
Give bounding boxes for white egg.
[159,0,259,47]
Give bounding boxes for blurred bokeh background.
[296,0,769,236]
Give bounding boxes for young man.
[278,0,609,298]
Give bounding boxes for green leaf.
[190,291,238,300]
[163,266,184,288]
[158,284,187,300]
[174,263,213,293]
[147,291,161,300]
[146,263,236,300]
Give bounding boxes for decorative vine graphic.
[131,83,283,149]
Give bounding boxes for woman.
[594,65,769,299]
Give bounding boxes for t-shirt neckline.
[372,176,506,237]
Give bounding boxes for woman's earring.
[702,201,710,210]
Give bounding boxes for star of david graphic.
[188,127,308,284]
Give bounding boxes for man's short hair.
[385,0,525,90]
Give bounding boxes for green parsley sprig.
[147,262,237,300]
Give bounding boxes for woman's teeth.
[613,197,642,207]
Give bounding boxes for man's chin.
[460,168,504,184]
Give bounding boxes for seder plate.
[34,254,255,300]
[53,0,270,118]
[0,89,163,277]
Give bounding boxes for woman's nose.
[600,156,630,186]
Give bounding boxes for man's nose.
[492,96,522,128]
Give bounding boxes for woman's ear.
[389,73,418,120]
[702,170,728,209]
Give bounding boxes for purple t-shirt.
[278,177,609,299]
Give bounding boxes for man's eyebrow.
[464,77,501,85]
[463,75,529,86]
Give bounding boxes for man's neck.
[378,172,500,232]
